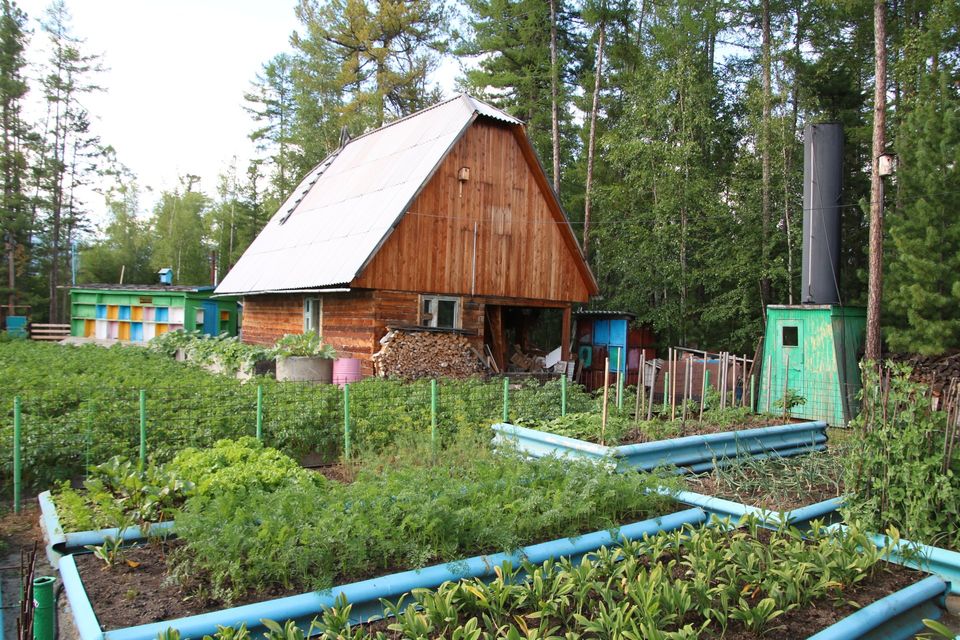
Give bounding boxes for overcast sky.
[17,0,301,218]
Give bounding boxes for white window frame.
[304,296,323,334]
[420,295,461,329]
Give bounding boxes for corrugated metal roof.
[216,94,521,295]
[71,284,215,293]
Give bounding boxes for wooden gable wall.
[351,120,594,303]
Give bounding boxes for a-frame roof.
[215,94,597,297]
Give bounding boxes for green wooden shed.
[757,305,866,426]
[69,285,239,343]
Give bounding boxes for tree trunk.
[865,0,887,360]
[760,0,772,307]
[549,0,561,195]
[582,20,606,260]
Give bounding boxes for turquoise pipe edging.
[38,491,174,568]
[806,575,947,640]
[60,508,707,640]
[492,420,828,473]
[672,489,844,528]
[828,523,960,595]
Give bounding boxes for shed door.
[777,320,804,406]
[202,300,219,336]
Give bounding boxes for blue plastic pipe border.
[491,420,828,473]
[828,523,960,595]
[59,508,707,640]
[671,489,844,528]
[807,575,947,640]
[38,491,174,567]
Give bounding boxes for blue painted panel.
[130,323,143,342]
[119,306,131,320]
[95,305,107,319]
[593,320,610,344]
[155,307,169,322]
[202,300,219,336]
[609,319,628,372]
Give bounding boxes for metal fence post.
[343,383,352,460]
[750,375,756,412]
[256,384,264,442]
[430,379,438,451]
[13,396,21,514]
[502,377,509,423]
[139,389,147,468]
[561,374,567,417]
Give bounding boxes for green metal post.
[430,379,438,451]
[561,374,567,417]
[256,385,264,442]
[13,396,21,514]
[343,383,351,460]
[502,377,509,423]
[32,576,56,640]
[139,389,147,468]
[663,373,670,413]
[705,370,711,395]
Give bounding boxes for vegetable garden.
[3,339,960,639]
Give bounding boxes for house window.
[420,295,460,329]
[304,297,322,334]
[782,326,799,347]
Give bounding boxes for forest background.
[0,0,956,355]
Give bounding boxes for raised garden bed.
[679,447,846,528]
[60,508,705,640]
[492,420,828,473]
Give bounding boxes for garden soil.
[0,502,79,640]
[686,475,842,512]
[616,414,804,446]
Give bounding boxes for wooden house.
[215,94,599,375]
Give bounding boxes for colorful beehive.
[69,285,239,343]
[757,305,866,426]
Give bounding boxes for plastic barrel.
[333,358,362,387]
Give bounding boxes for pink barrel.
[332,358,362,387]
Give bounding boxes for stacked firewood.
[891,351,960,396]
[372,329,485,379]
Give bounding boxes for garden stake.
[430,379,438,452]
[750,375,756,412]
[782,353,789,419]
[13,395,21,514]
[663,372,670,414]
[561,374,567,417]
[765,355,772,414]
[343,383,352,460]
[256,384,263,442]
[699,360,707,422]
[617,347,626,413]
[635,352,645,423]
[742,353,748,408]
[139,389,147,468]
[502,377,509,423]
[681,358,689,423]
[600,357,610,445]
[670,349,677,421]
[647,366,655,420]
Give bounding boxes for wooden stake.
[601,357,610,445]
[765,353,773,414]
[742,353,748,408]
[647,360,655,420]
[635,352,645,422]
[671,349,677,421]
[699,356,707,422]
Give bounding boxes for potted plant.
[272,333,337,383]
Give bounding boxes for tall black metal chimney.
[801,123,843,305]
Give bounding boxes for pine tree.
[885,71,960,354]
[149,177,213,285]
[36,0,103,321]
[0,0,30,316]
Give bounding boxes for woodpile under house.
[215,94,599,378]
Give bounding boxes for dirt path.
[1,501,78,640]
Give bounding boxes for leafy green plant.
[168,437,678,604]
[843,364,960,550]
[774,389,806,412]
[271,333,336,359]
[178,517,902,639]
